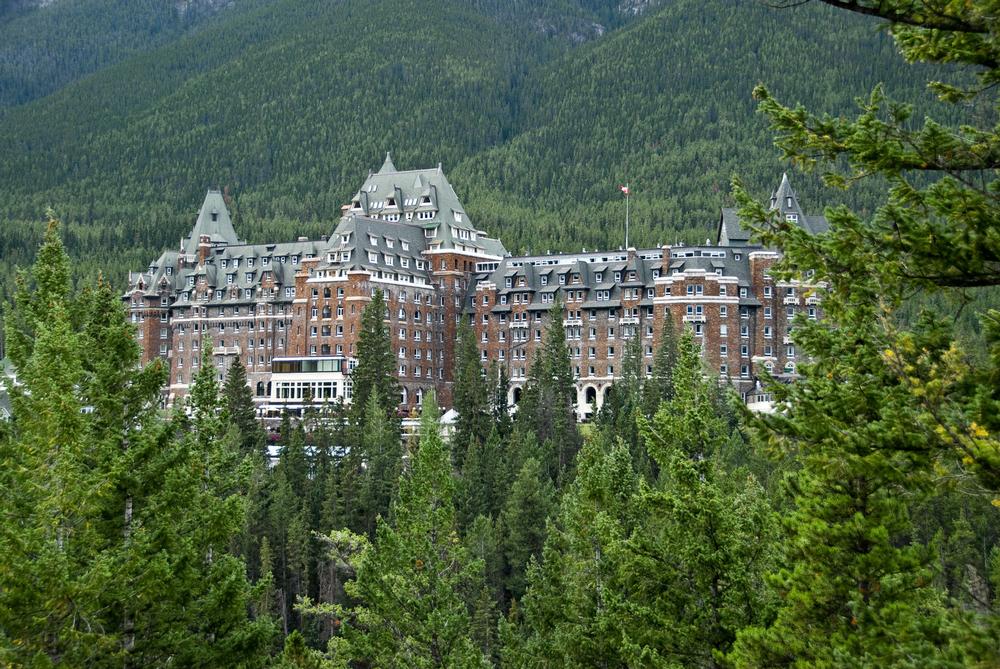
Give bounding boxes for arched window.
[256,381,265,397]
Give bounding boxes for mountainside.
[0,0,264,110]
[0,0,954,298]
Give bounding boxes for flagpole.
[625,182,630,249]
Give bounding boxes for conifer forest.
[2,0,1000,667]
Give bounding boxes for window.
[541,276,548,286]
[720,344,728,356]
[720,305,728,317]
[368,251,378,263]
[764,307,772,319]
[740,324,749,338]
[739,287,748,298]
[764,286,772,298]
[764,326,773,339]
[741,344,749,356]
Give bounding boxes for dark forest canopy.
[0,0,962,304]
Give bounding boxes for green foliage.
[0,220,274,665]
[0,0,951,311]
[452,319,492,471]
[339,394,489,667]
[727,1,1000,664]
[349,289,401,428]
[500,457,556,603]
[517,299,581,485]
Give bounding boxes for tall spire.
[378,152,397,174]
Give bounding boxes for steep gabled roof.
[181,190,241,255]
[716,173,828,247]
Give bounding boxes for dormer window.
[454,211,463,223]
[401,240,409,251]
[247,258,255,268]
[211,211,218,222]
[262,257,270,266]
[387,197,395,207]
[369,234,378,246]
[786,196,793,207]
[166,267,172,275]
[352,200,361,210]
[386,238,394,248]
[595,272,602,283]
[786,214,798,222]
[420,196,431,205]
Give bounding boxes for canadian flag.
[619,185,630,196]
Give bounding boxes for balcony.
[783,296,798,305]
[215,346,242,356]
[682,314,706,323]
[620,316,639,325]
[508,321,528,328]
[783,337,794,345]
[562,318,583,327]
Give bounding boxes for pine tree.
[642,313,678,416]
[504,439,638,667]
[617,330,779,667]
[458,427,504,530]
[452,318,492,471]
[517,298,580,485]
[0,218,274,665]
[500,457,555,603]
[358,388,403,536]
[349,289,400,431]
[340,394,488,668]
[222,357,266,457]
[725,1,1000,663]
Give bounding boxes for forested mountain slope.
[0,0,951,297]
[0,0,265,110]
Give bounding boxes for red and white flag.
[619,185,630,196]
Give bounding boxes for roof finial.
[379,152,397,174]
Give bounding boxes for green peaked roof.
[378,151,397,174]
[181,190,240,255]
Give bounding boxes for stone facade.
[126,160,824,417]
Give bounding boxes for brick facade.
[126,162,824,417]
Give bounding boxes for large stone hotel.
[126,155,825,419]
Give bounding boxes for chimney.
[197,234,211,265]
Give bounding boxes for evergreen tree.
[340,394,488,668]
[458,427,505,529]
[500,457,555,603]
[726,1,1000,663]
[0,219,274,665]
[222,357,266,457]
[452,318,492,471]
[503,440,638,667]
[349,289,400,430]
[642,313,678,416]
[517,298,581,485]
[618,331,779,667]
[358,388,403,536]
